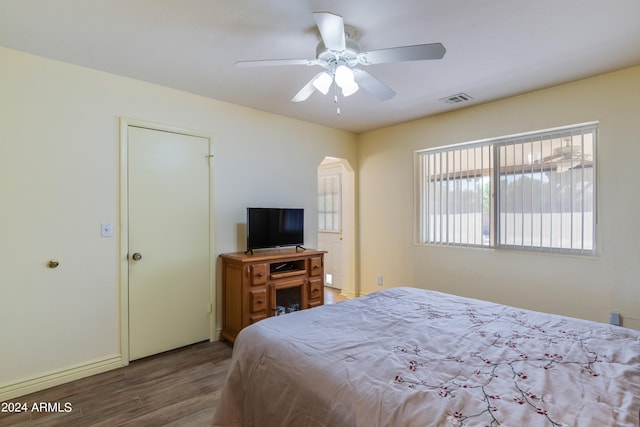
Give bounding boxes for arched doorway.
[317,157,357,299]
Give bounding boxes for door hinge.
[208,303,212,314]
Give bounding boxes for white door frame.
[119,117,215,365]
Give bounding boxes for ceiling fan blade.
[291,73,325,102]
[352,69,395,101]
[358,43,446,65]
[313,12,346,51]
[541,154,560,163]
[235,58,320,68]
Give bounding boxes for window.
[416,123,597,255]
[318,173,341,232]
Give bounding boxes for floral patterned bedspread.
[212,287,640,427]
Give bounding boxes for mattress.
[212,287,640,426]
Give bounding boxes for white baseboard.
[0,355,124,401]
[339,289,360,299]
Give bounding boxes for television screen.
[247,208,304,251]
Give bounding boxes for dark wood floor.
[0,341,233,427]
[0,288,348,426]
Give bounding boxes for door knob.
[131,252,142,261]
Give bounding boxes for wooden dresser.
[219,248,325,343]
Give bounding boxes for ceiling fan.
[535,138,593,172]
[235,12,446,103]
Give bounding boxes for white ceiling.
[1,0,639,133]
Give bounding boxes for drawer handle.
[257,299,263,304]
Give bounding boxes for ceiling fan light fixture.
[237,12,445,105]
[334,64,353,87]
[341,82,359,97]
[335,65,359,97]
[312,71,333,95]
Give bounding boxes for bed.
[212,287,640,426]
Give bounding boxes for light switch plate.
[101,223,112,237]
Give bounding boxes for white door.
[317,161,344,290]
[318,232,344,289]
[128,126,211,360]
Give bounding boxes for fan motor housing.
[316,38,360,66]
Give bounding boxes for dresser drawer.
[250,263,268,285]
[309,279,324,305]
[250,288,267,313]
[309,257,323,277]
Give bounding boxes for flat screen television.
[246,207,304,253]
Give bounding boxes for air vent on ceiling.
[440,93,473,104]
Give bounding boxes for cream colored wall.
[0,47,356,394]
[358,66,640,329]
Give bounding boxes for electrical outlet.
[377,275,383,286]
[609,311,621,326]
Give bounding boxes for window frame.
[318,172,342,233]
[415,122,598,256]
